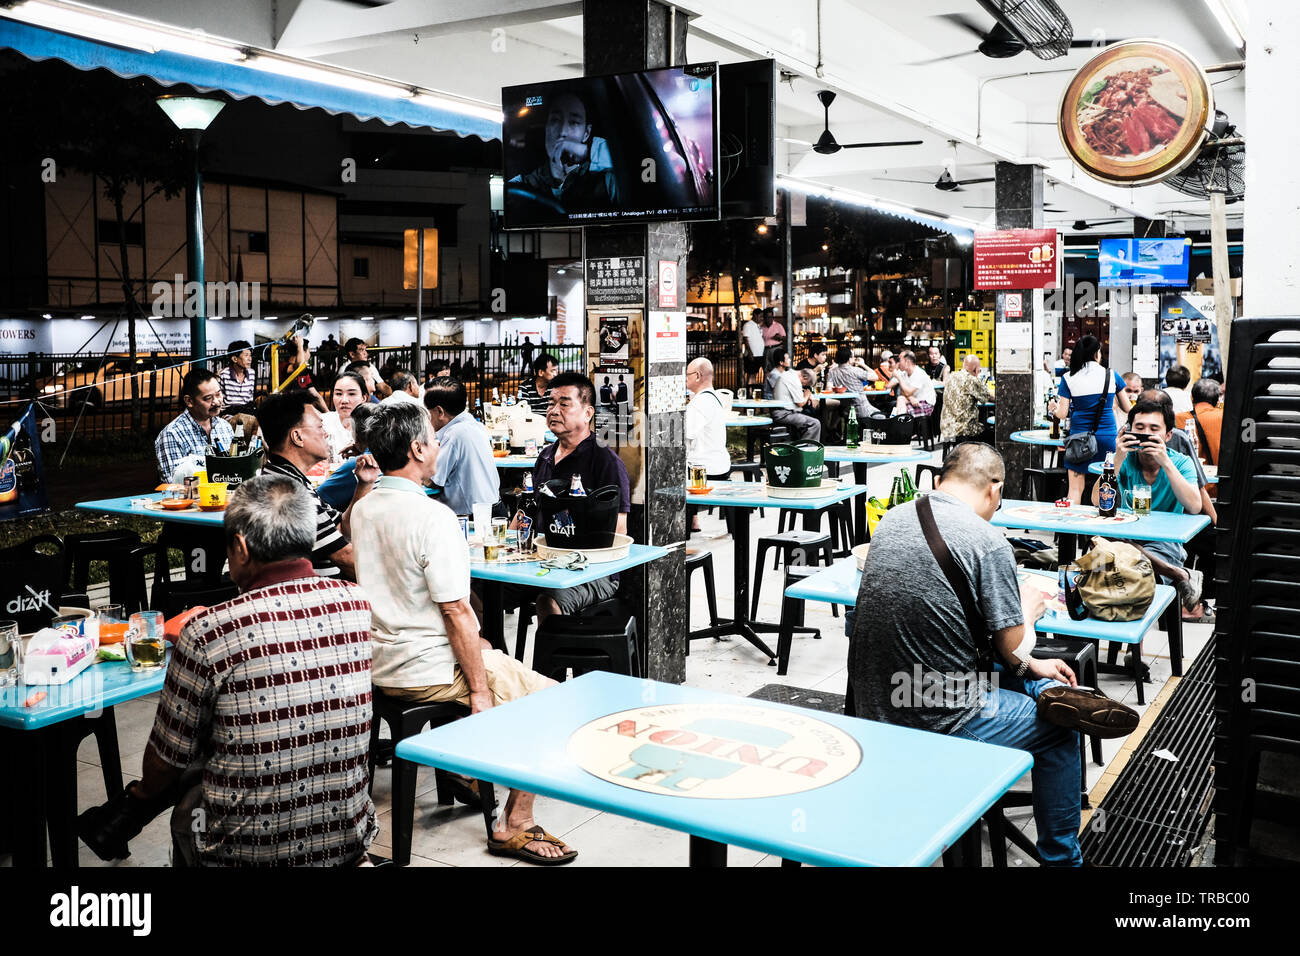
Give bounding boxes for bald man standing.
[685,357,732,533]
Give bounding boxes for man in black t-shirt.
[524,372,630,623]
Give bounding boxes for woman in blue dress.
[1053,335,1133,503]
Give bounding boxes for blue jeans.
[954,672,1082,866]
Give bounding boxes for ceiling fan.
[915,1,1128,64]
[787,90,924,155]
[879,168,995,192]
[1054,218,1129,230]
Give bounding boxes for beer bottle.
[1066,570,1089,621]
[845,406,860,449]
[569,474,587,497]
[233,422,245,456]
[887,475,903,509]
[516,472,539,554]
[900,468,917,501]
[1098,452,1119,517]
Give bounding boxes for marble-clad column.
[582,0,689,682]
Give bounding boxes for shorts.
[379,647,552,707]
[501,576,619,617]
[1132,538,1187,577]
[908,400,934,417]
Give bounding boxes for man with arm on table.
[349,402,577,864]
[425,377,501,517]
[77,475,378,866]
[1093,398,1206,616]
[851,443,1138,867]
[770,362,822,441]
[890,349,937,418]
[257,391,379,580]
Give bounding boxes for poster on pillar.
[1159,294,1221,381]
[587,309,644,506]
[586,257,645,307]
[974,230,1061,290]
[646,311,686,365]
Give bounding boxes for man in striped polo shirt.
[77,475,378,866]
[517,352,559,415]
[216,339,256,413]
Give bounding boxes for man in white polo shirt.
[685,357,731,533]
[348,402,577,865]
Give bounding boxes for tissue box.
[23,626,98,685]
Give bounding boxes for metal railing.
[0,342,588,439]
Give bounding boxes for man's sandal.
[487,825,578,866]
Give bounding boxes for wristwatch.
[1013,656,1032,678]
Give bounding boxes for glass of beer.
[125,625,166,670]
[1129,484,1153,515]
[491,517,509,545]
[492,435,510,458]
[483,540,501,562]
[0,619,20,687]
[688,465,708,490]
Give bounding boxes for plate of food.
[150,497,197,512]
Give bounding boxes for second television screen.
[503,64,718,229]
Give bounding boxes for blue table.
[996,498,1204,686]
[395,671,1032,867]
[731,399,792,411]
[726,416,773,427]
[1010,429,1063,448]
[493,455,539,470]
[78,486,440,525]
[1087,459,1218,486]
[681,481,867,664]
[1,656,169,868]
[472,544,669,661]
[780,559,1176,699]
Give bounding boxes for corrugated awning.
[0,18,501,141]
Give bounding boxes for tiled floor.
[1,453,1219,867]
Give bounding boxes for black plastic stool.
[532,609,640,679]
[369,691,496,867]
[776,501,854,557]
[751,530,832,618]
[685,548,720,648]
[65,530,145,612]
[914,463,943,492]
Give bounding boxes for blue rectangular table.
[821,446,932,541]
[678,481,867,665]
[471,544,669,662]
[395,671,1032,867]
[731,399,792,411]
[78,485,441,525]
[1,656,169,868]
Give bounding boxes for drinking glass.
[129,610,164,642]
[0,619,20,687]
[491,517,509,545]
[688,465,707,490]
[736,387,748,400]
[125,625,166,670]
[492,435,510,458]
[483,541,501,562]
[1127,484,1153,516]
[471,502,493,541]
[97,604,127,645]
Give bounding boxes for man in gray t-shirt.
[849,443,1085,866]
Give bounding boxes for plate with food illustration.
[1059,40,1211,187]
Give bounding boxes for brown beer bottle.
[1098,452,1118,518]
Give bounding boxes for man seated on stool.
[77,475,378,866]
[770,361,821,442]
[852,442,1139,867]
[1093,398,1205,617]
[349,402,577,865]
[155,368,234,482]
[524,372,630,624]
[889,349,937,418]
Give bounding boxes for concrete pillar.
[582,0,689,682]
[1244,1,1300,316]
[992,161,1043,483]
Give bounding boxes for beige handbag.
[1073,537,1156,622]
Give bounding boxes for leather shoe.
[1036,686,1139,739]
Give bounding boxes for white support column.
[1244,1,1300,314]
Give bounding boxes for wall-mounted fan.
[784,90,923,155]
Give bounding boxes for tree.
[687,218,779,327]
[0,55,193,430]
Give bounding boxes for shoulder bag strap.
[1191,408,1212,463]
[1091,366,1112,434]
[917,495,995,671]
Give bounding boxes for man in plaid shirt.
[78,475,377,866]
[155,368,234,482]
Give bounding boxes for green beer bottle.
[887,476,903,509]
[845,406,860,449]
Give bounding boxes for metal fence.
[0,342,587,440]
[687,332,744,393]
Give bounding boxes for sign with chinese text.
[586,256,645,307]
[973,229,1060,290]
[657,260,679,308]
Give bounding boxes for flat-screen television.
[502,63,719,229]
[1098,237,1192,288]
[719,59,776,219]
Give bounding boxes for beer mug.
[124,625,166,670]
[736,387,748,400]
[688,465,707,490]
[492,435,509,458]
[1125,484,1153,515]
[198,480,228,511]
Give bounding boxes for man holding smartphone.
[1093,399,1204,614]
